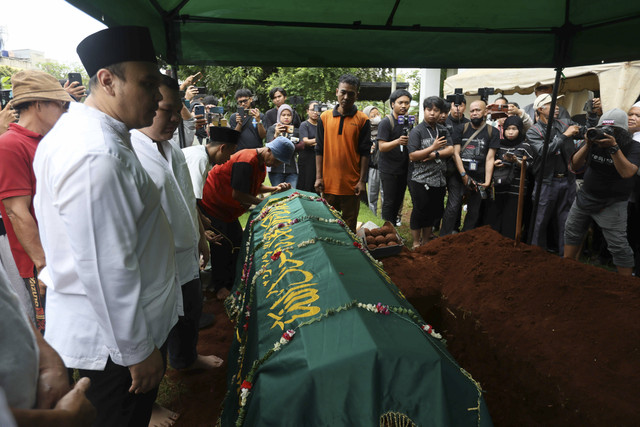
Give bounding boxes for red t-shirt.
[0,123,42,278]
[198,149,266,223]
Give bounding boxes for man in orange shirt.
[314,74,371,231]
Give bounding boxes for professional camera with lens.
[573,125,588,140]
[586,126,615,141]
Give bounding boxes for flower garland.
[223,191,455,426]
[229,299,446,426]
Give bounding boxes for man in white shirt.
[131,75,223,370]
[33,26,180,426]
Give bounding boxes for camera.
[289,95,304,106]
[206,106,225,125]
[573,125,588,140]
[237,107,250,118]
[489,104,508,119]
[586,126,615,141]
[313,103,329,113]
[68,72,83,86]
[1,89,12,108]
[445,88,465,106]
[478,87,495,103]
[193,105,205,117]
[196,86,207,94]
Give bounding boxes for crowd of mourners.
[0,24,639,427]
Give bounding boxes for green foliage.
[176,66,390,116]
[0,65,20,89]
[36,61,89,84]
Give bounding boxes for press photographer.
[564,109,640,276]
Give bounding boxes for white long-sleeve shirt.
[131,130,199,285]
[33,102,180,370]
[181,144,211,199]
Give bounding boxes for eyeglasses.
[237,98,250,105]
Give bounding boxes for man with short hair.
[526,93,582,255]
[523,84,571,123]
[263,87,302,130]
[377,88,412,223]
[315,74,371,231]
[228,88,266,150]
[440,100,500,235]
[445,97,469,134]
[199,137,293,300]
[564,109,640,275]
[33,26,180,426]
[0,70,72,330]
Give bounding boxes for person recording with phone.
[228,88,265,150]
[485,115,535,239]
[266,104,299,187]
[564,109,640,276]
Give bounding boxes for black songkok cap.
[210,126,240,144]
[77,26,157,77]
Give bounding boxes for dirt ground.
[166,226,640,426]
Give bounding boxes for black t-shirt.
[377,115,410,175]
[453,123,501,182]
[299,120,317,154]
[229,112,265,150]
[583,140,640,200]
[445,114,470,135]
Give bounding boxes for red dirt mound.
[168,226,640,426]
[383,226,640,426]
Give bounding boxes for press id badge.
[469,160,478,171]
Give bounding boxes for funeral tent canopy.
[443,61,640,114]
[65,0,640,69]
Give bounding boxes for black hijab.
[502,115,525,145]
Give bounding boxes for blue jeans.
[269,172,298,188]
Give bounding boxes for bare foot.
[149,403,179,427]
[183,354,224,371]
[216,288,230,300]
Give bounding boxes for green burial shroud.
[221,190,492,427]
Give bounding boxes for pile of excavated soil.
[384,226,640,426]
[167,226,640,426]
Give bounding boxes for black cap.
[77,26,157,77]
[209,126,240,144]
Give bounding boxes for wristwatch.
[435,151,440,159]
[460,172,466,177]
[607,145,620,155]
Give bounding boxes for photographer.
[228,88,265,150]
[266,104,298,187]
[378,89,412,224]
[440,100,500,235]
[526,93,584,255]
[564,109,640,276]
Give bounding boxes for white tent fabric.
[444,61,640,114]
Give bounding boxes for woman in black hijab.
[486,115,536,239]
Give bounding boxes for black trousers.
[207,216,243,292]
[380,171,408,223]
[77,343,168,427]
[167,278,202,369]
[486,192,520,240]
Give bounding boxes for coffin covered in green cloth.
[220,190,492,427]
